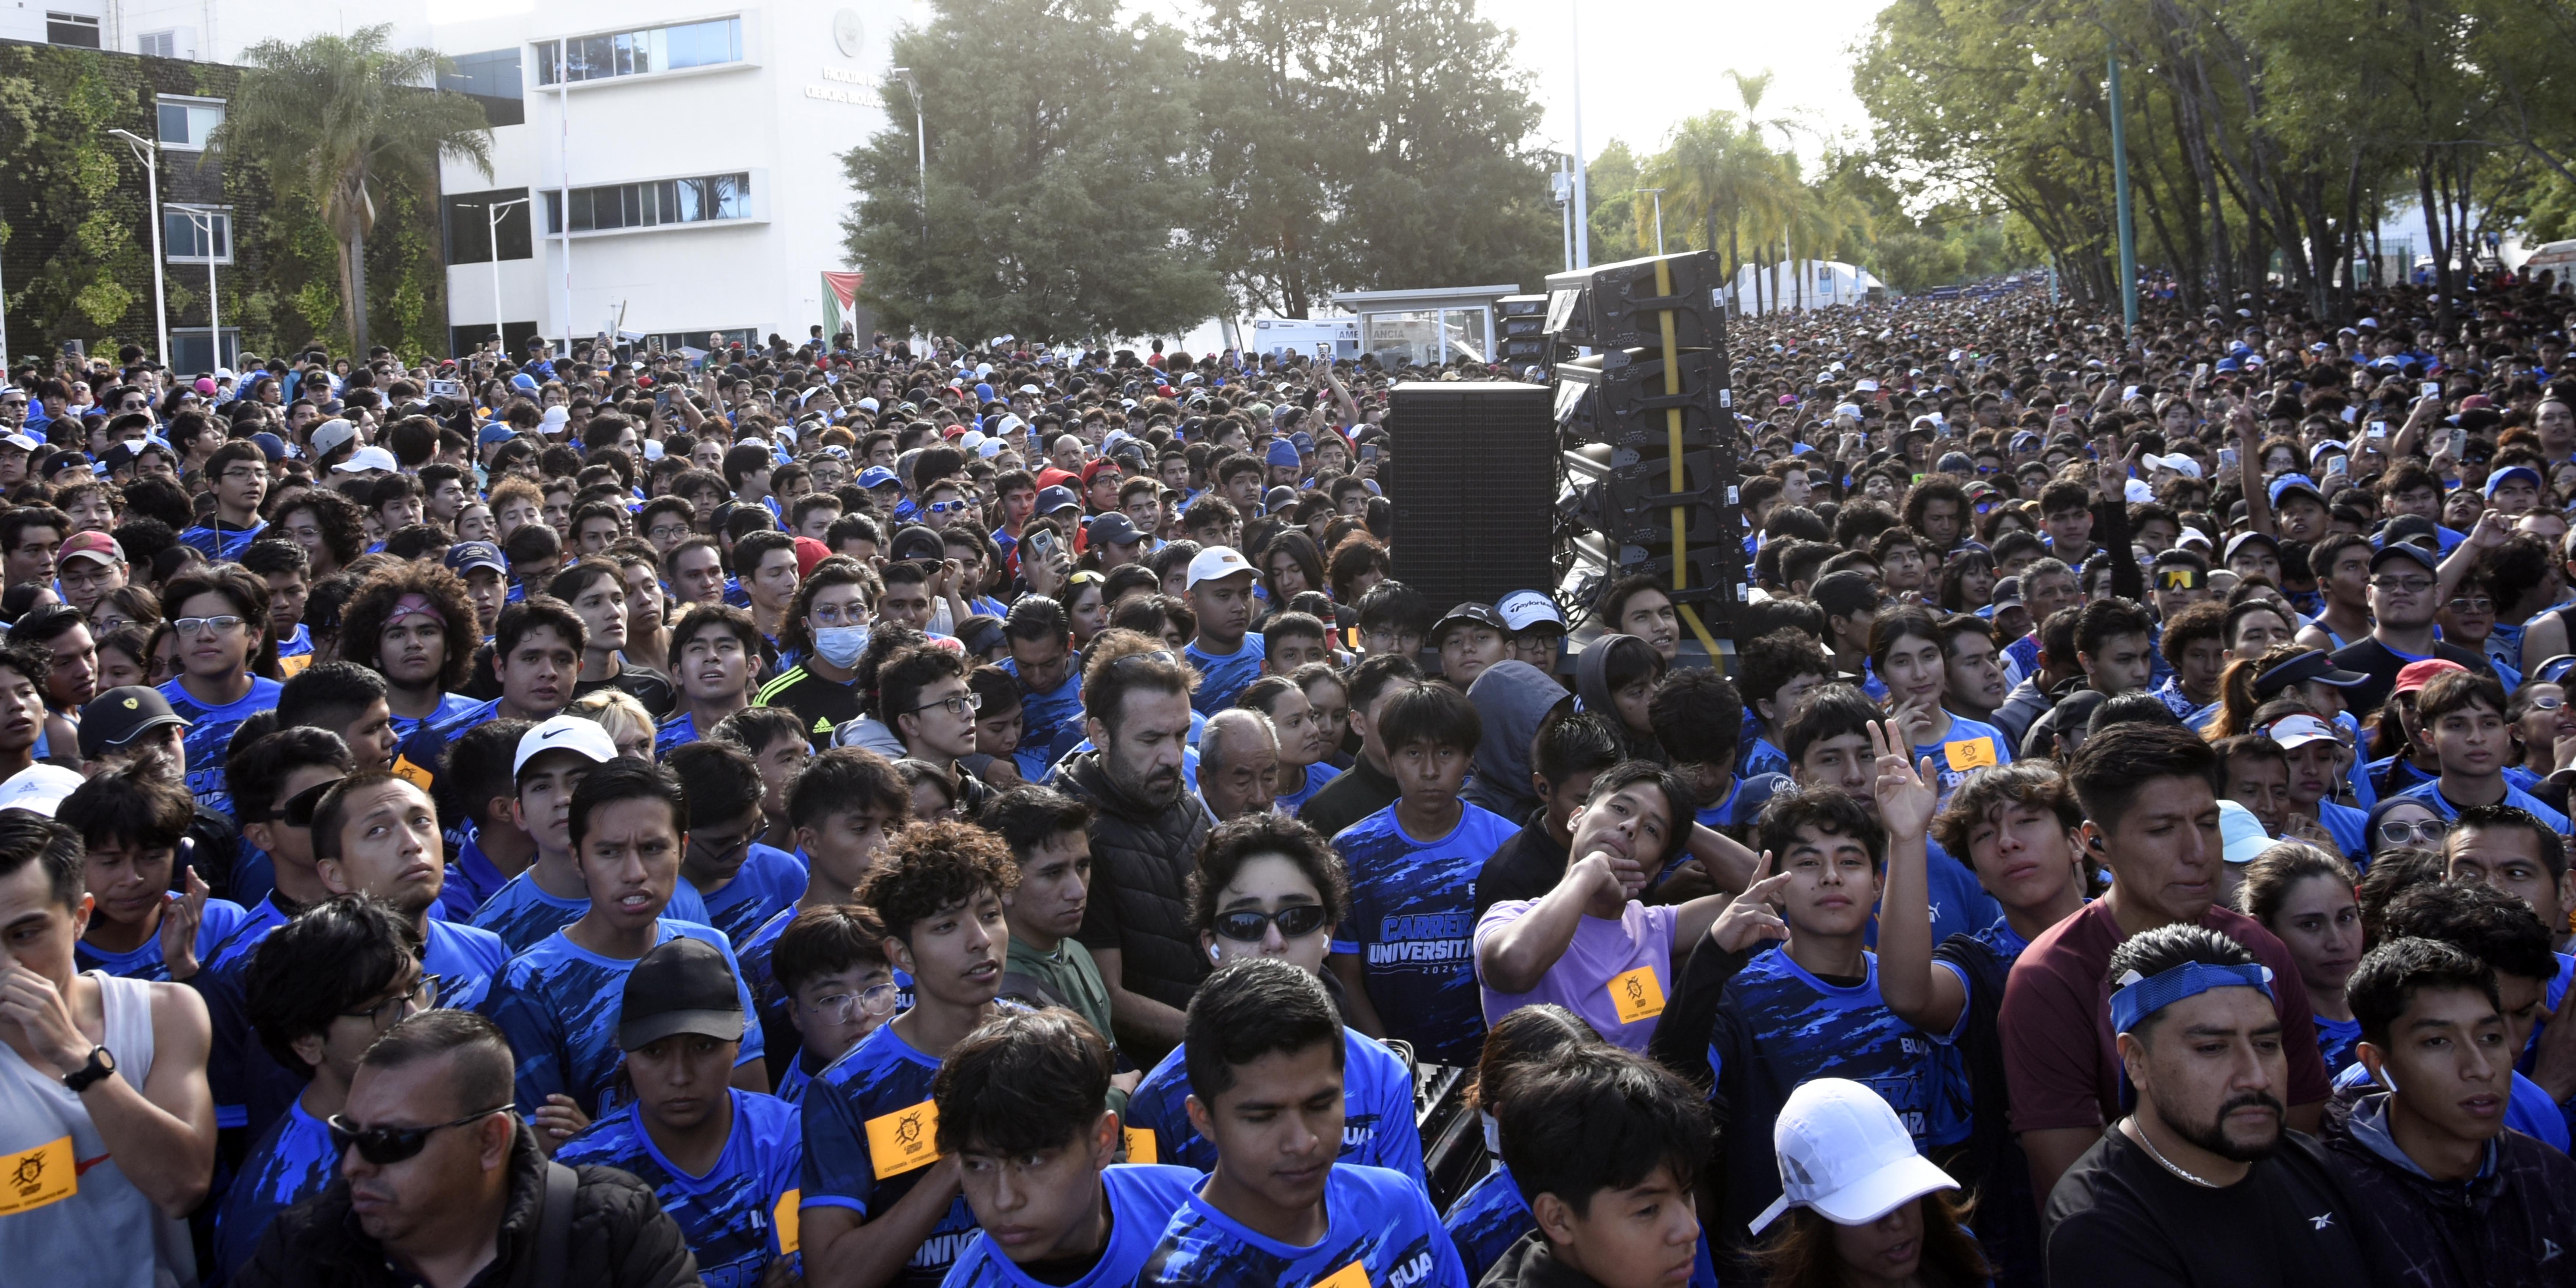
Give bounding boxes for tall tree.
[222,25,491,354]
[842,0,1224,340]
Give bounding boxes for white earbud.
[1209,945,1221,962]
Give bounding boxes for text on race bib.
[1942,738,1998,772]
[0,1136,77,1216]
[864,1101,941,1179]
[1607,966,1667,1024]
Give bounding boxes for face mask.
[1481,1111,1502,1159]
[814,625,868,669]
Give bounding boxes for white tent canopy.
[1732,260,1886,314]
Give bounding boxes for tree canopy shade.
[841,0,1226,341]
[220,24,492,354]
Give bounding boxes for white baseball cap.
[2262,713,2339,752]
[330,445,399,474]
[1185,545,1255,590]
[1497,590,1566,632]
[2142,452,2203,480]
[513,714,622,776]
[2123,478,2155,504]
[539,405,571,431]
[1749,1078,1959,1234]
[2216,799,2272,865]
[0,764,85,817]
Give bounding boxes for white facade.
[1731,259,1886,315]
[8,0,920,357]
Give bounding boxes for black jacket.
[238,1123,702,1288]
[2318,1090,2576,1288]
[1056,749,1211,1042]
[1479,1233,1600,1288]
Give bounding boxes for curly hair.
[855,818,1020,942]
[337,563,480,693]
[272,487,369,570]
[1186,812,1351,935]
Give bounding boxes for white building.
[8,0,920,357]
[1731,259,1886,315]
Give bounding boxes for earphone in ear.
[2377,1065,2400,1096]
[2088,833,2106,851]
[1210,945,1221,962]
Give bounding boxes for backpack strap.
[520,1161,577,1288]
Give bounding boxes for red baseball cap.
[793,537,832,580]
[2392,658,2467,697]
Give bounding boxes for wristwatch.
[61,1045,115,1094]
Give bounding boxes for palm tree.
[220,25,493,353]
[1639,112,1787,311]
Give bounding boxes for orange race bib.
[0,1136,77,1216]
[772,1189,801,1254]
[864,1101,941,1179]
[1123,1127,1158,1164]
[1607,966,1667,1024]
[1313,1260,1373,1288]
[390,755,436,792]
[1942,738,1998,772]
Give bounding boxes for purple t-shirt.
[1474,899,1679,1051]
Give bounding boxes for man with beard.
[1052,648,1208,1061]
[2043,926,2378,1287]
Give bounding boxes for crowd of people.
[1,265,2575,1288]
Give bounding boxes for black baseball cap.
[1433,602,1507,639]
[2368,537,2440,575]
[76,686,190,761]
[619,937,746,1049]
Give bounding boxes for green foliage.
[842,0,1225,341]
[0,45,149,353]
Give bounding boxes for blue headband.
[2109,960,2275,1035]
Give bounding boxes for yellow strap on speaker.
[1652,258,1724,661]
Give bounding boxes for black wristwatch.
[61,1045,115,1094]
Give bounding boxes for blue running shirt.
[1136,1163,1468,1288]
[1330,803,1519,1065]
[470,867,715,956]
[801,1019,986,1287]
[1122,1028,1424,1184]
[680,843,810,947]
[556,1089,804,1288]
[478,919,764,1116]
[1182,634,1265,717]
[943,1164,1200,1288]
[212,1100,336,1282]
[75,897,251,981]
[162,675,284,817]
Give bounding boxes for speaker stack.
[1544,251,1746,659]
[1384,380,1559,612]
[1496,293,1554,367]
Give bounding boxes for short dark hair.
[544,557,623,606]
[245,895,422,1076]
[1532,710,1625,787]
[1931,761,2083,858]
[1499,1045,1713,1218]
[709,705,807,760]
[1376,680,1480,755]
[2103,924,2255,1040]
[359,1009,514,1118]
[227,726,356,824]
[493,595,585,658]
[2067,722,2218,834]
[238,539,310,579]
[934,1008,1114,1156]
[787,746,910,832]
[432,719,532,832]
[2416,669,2509,728]
[1344,651,1422,714]
[566,758,686,856]
[855,819,1019,944]
[2346,936,2502,1048]
[667,741,764,828]
[277,661,388,732]
[1080,648,1192,733]
[878,645,972,735]
[1648,669,1744,769]
[771,903,892,997]
[1182,956,1343,1102]
[1756,784,1887,868]
[979,786,1095,863]
[1188,812,1349,934]
[2450,802,2568,881]
[56,756,194,853]
[2382,880,2559,983]
[0,807,90,910]
[2075,597,2156,659]
[668,602,762,660]
[1002,594,1070,644]
[1782,683,1878,764]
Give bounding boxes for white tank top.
[0,971,196,1288]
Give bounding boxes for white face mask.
[813,624,868,669]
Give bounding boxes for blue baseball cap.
[2267,474,2324,507]
[478,424,517,448]
[2485,464,2543,498]
[1265,439,1300,468]
[1035,484,1082,515]
[249,432,288,463]
[857,466,900,490]
[443,540,506,577]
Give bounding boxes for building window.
[158,97,226,151]
[444,189,535,264]
[543,173,750,234]
[535,17,743,85]
[138,29,188,59]
[166,207,233,263]
[441,49,526,126]
[171,328,240,375]
[46,12,102,48]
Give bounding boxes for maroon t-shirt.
[1998,899,2329,1134]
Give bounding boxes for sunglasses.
[1213,903,1331,943]
[328,1104,513,1165]
[927,499,972,514]
[2376,818,2448,848]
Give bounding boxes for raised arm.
[1867,721,1968,1035]
[1477,852,1626,995]
[2233,399,2277,539]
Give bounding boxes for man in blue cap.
[1263,436,1302,489]
[2328,534,2496,716]
[443,540,509,640]
[2484,462,2544,516]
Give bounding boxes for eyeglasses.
[802,981,902,1023]
[173,615,247,636]
[690,830,752,868]
[904,692,983,720]
[2526,694,2565,712]
[927,499,972,514]
[647,524,690,541]
[2447,597,2496,614]
[2377,817,2449,848]
[339,974,441,1028]
[1213,904,1331,943]
[2369,577,2434,594]
[328,1104,514,1165]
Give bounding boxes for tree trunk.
[344,229,371,354]
[2420,157,2452,330]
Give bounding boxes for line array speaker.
[1386,381,1558,612]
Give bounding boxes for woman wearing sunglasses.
[2507,679,2573,786]
[2364,796,2449,868]
[1118,812,1427,1183]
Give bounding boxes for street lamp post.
[107,128,169,365]
[453,197,530,354]
[1568,1,1588,270]
[1638,188,1665,255]
[892,67,925,242]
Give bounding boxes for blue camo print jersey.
[1122,1028,1425,1183]
[1001,659,1084,782]
[1182,633,1265,716]
[162,675,283,817]
[941,1164,1201,1288]
[1136,1163,1469,1288]
[680,843,809,947]
[1706,948,1970,1239]
[556,1089,803,1288]
[802,1016,999,1287]
[212,1101,335,1282]
[478,919,765,1117]
[470,867,717,956]
[1330,803,1519,1066]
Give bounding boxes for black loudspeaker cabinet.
[1386,381,1558,611]
[1552,346,1734,450]
[1543,251,1727,351]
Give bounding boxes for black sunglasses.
[1213,904,1331,943]
[328,1104,514,1165]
